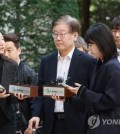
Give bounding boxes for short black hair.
[111,15,120,29]
[85,23,117,61]
[3,33,20,49]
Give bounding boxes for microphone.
[47,79,57,86]
[56,76,64,85]
[56,76,67,87]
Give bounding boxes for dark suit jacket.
[18,61,38,121]
[32,48,96,134]
[18,61,38,85]
[0,55,18,120]
[78,57,120,134]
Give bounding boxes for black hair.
[111,15,120,29]
[85,23,117,61]
[3,33,20,49]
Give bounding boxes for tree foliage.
[90,0,120,26]
[0,0,120,71]
[0,0,53,71]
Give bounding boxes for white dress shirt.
[117,48,120,62]
[54,47,75,112]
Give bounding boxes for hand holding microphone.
[51,77,68,101]
[56,77,78,96]
[0,85,10,98]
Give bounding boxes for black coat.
[0,55,18,120]
[32,48,96,134]
[18,61,38,85]
[18,61,38,121]
[78,57,120,134]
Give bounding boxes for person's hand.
[24,117,40,134]
[66,83,81,95]
[14,93,29,100]
[0,90,10,98]
[51,94,65,101]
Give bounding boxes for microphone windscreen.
[56,76,64,83]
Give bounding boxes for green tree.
[77,0,120,36]
[0,0,53,71]
[89,0,120,28]
[0,0,120,71]
[77,0,91,37]
[0,0,80,71]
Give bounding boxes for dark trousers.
[0,109,16,134]
[52,113,69,134]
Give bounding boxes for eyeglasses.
[52,32,70,39]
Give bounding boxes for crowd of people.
[0,14,120,134]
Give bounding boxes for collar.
[117,48,120,55]
[18,59,21,65]
[58,46,75,60]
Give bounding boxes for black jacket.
[77,57,120,134]
[18,61,38,85]
[0,55,18,120]
[18,61,38,121]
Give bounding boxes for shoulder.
[74,48,97,64]
[43,51,57,59]
[19,61,36,73]
[41,51,58,62]
[104,58,120,72]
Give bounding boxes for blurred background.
[0,0,119,71]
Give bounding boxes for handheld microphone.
[47,79,57,86]
[56,77,67,87]
[56,76,64,85]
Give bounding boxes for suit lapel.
[48,52,58,105]
[49,49,82,84]
[67,48,82,84]
[49,52,58,82]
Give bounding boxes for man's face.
[112,28,120,49]
[4,41,21,63]
[0,33,5,54]
[52,23,78,54]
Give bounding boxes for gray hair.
[52,15,80,34]
[75,36,87,49]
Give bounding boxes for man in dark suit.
[25,15,96,134]
[0,32,18,134]
[3,33,38,133]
